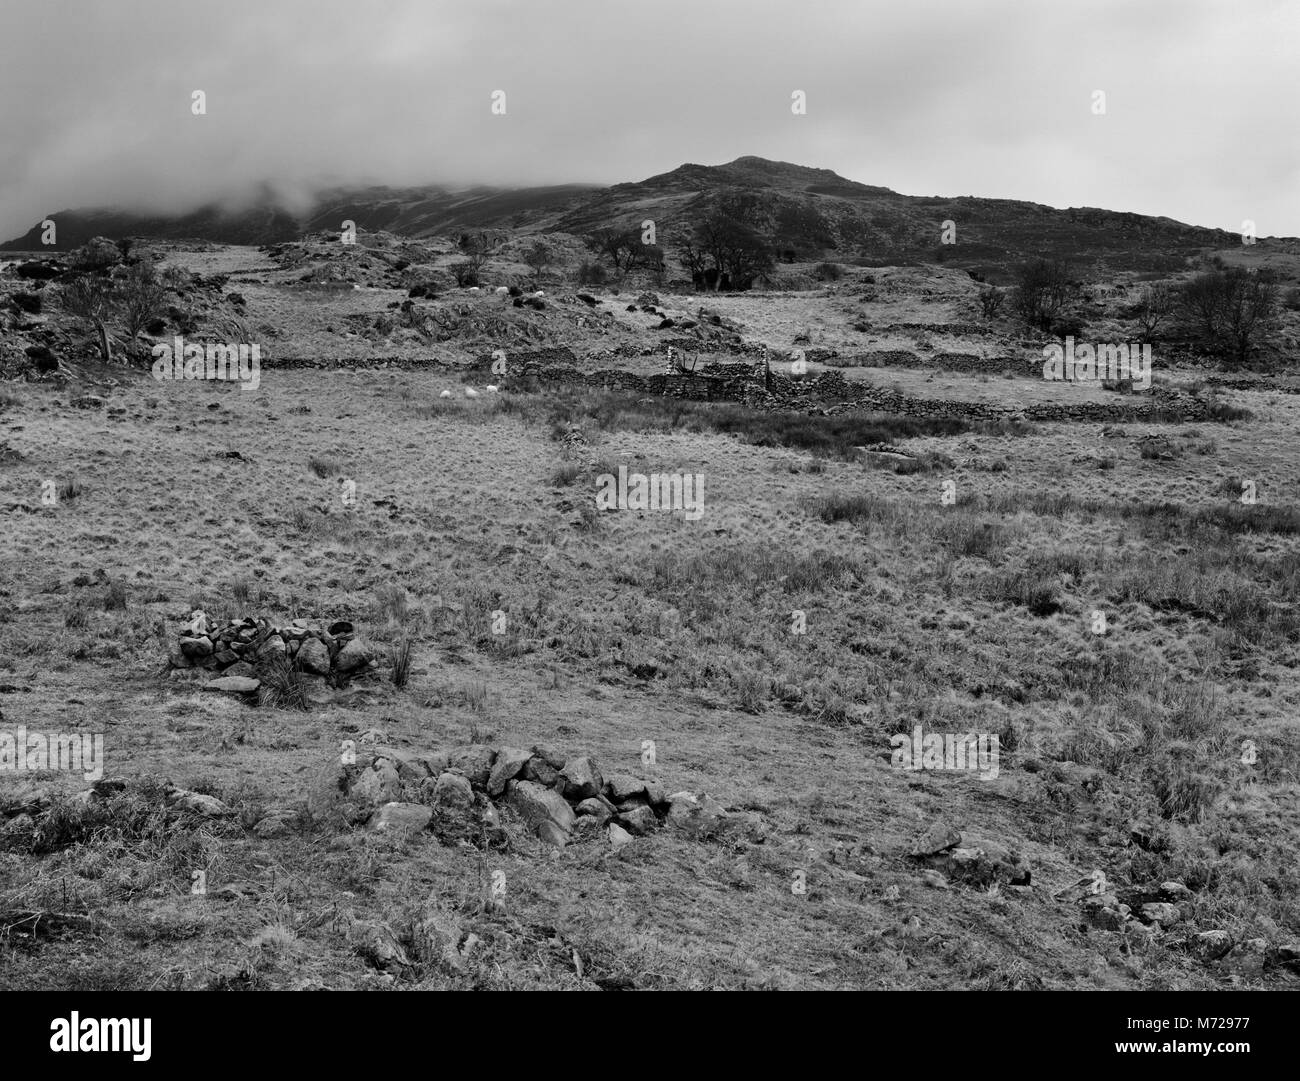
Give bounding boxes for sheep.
[464,387,480,398]
[485,384,499,393]
[494,286,509,296]
[439,389,452,399]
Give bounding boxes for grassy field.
[2,241,1299,990]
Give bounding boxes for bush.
[71,237,122,273]
[1012,259,1077,331]
[451,261,480,288]
[978,286,1005,320]
[576,260,607,287]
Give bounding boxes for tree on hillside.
[1128,283,1174,339]
[682,192,773,291]
[1179,267,1278,367]
[1012,259,1077,331]
[59,245,168,363]
[523,240,552,282]
[61,275,115,362]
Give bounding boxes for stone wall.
[168,612,377,694]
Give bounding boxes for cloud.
[0,0,1295,240]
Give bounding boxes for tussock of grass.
[255,654,311,710]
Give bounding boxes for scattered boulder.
[522,754,560,787]
[505,779,575,845]
[351,759,402,809]
[430,771,474,812]
[1191,930,1234,963]
[449,745,496,788]
[297,637,331,674]
[1220,938,1268,979]
[335,637,375,673]
[486,747,531,797]
[1139,902,1181,927]
[166,788,232,816]
[909,821,962,857]
[560,756,602,800]
[605,774,647,803]
[368,802,433,832]
[618,805,657,836]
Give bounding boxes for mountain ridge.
[3,156,1284,273]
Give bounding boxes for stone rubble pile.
[168,610,378,694]
[308,741,767,851]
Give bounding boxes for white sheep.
[465,387,480,398]
[439,389,452,399]
[494,286,509,295]
[534,290,546,298]
[485,384,499,393]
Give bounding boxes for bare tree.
[978,286,1005,320]
[1012,259,1077,331]
[1131,283,1173,338]
[60,275,115,362]
[1179,268,1279,366]
[115,260,167,345]
[59,245,168,363]
[523,240,552,283]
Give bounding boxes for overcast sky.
[1,0,1295,241]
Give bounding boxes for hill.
[4,157,1277,277]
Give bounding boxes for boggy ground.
[1,346,1298,989]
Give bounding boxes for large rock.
[368,802,433,832]
[350,759,402,809]
[531,744,566,770]
[663,791,733,840]
[909,821,963,857]
[560,756,603,800]
[1220,938,1268,979]
[487,747,531,797]
[167,788,232,816]
[297,637,331,674]
[932,836,1031,887]
[1139,902,1181,927]
[429,771,474,811]
[605,774,647,803]
[179,635,214,659]
[618,805,658,836]
[1191,930,1234,962]
[335,637,375,673]
[505,779,575,844]
[450,745,496,787]
[522,754,560,787]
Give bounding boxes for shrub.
[978,286,1005,320]
[451,261,481,288]
[576,260,607,287]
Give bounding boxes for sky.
[1,0,1296,241]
